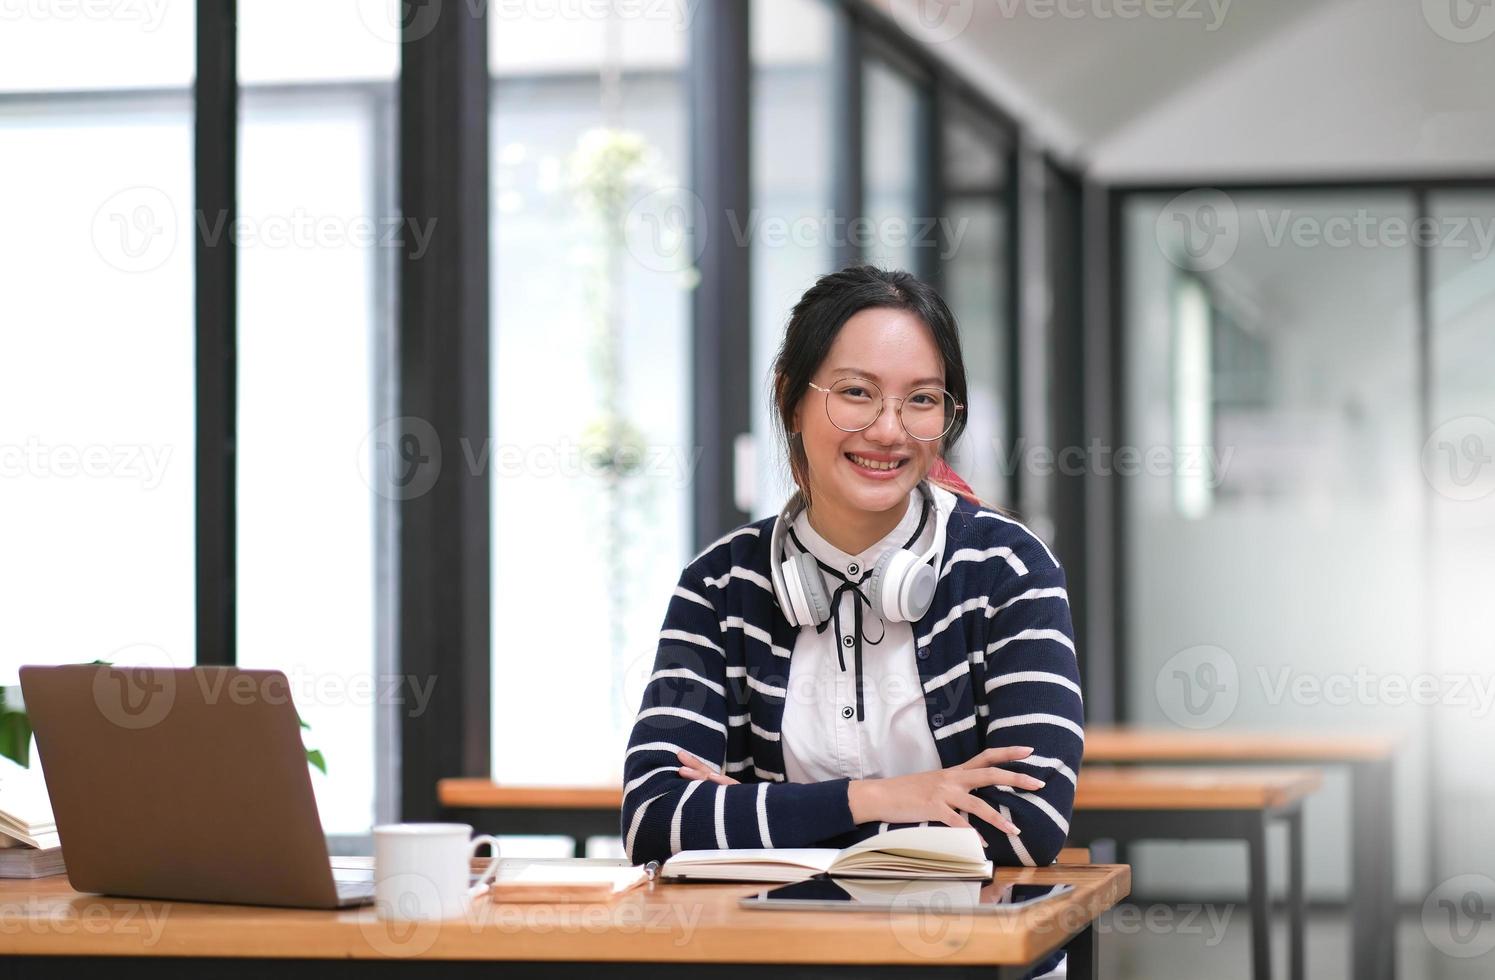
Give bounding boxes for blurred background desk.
[1082,727,1397,980]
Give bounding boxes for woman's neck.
[805,490,912,557]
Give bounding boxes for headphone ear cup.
[868,548,936,622]
[779,556,809,627]
[793,553,833,626]
[780,553,832,627]
[901,561,937,622]
[866,548,901,622]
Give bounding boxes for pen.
[643,860,661,881]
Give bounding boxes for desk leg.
[1246,813,1271,980]
[1286,805,1304,980]
[1351,759,1396,980]
[1066,923,1095,980]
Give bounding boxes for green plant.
[0,688,33,768]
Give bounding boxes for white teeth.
[848,453,903,471]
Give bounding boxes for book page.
[664,848,837,873]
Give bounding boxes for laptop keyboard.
[336,880,376,901]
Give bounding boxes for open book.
[0,754,59,851]
[0,754,64,878]
[661,826,992,883]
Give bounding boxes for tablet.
[739,878,1075,913]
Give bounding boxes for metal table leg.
[1066,923,1095,980]
[1350,759,1396,980]
[1285,804,1304,980]
[1245,812,1272,980]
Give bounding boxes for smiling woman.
[620,267,1083,899]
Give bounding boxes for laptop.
[19,663,374,909]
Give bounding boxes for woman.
[620,265,1082,873]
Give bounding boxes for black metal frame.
[194,0,237,668]
[688,0,753,549]
[396,2,493,820]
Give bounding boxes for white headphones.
[768,481,946,628]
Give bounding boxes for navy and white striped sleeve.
[967,518,1084,867]
[619,562,857,865]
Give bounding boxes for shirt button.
[842,635,854,648]
[916,648,929,660]
[841,705,854,719]
[932,713,944,727]
[847,562,860,576]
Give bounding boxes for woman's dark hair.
[771,265,972,509]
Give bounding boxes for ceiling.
[862,0,1495,181]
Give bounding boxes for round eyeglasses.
[807,377,963,443]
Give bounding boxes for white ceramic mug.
[372,823,502,921]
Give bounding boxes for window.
[0,7,196,687]
[235,2,398,836]
[939,104,1013,504]
[1123,189,1422,897]
[861,53,924,274]
[488,10,692,815]
[748,0,838,519]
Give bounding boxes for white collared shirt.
[780,489,944,784]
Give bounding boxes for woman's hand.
[675,746,1043,836]
[676,749,740,786]
[847,746,1043,834]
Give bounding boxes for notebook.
[0,755,59,848]
[661,826,993,883]
[485,860,652,903]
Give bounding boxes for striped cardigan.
[619,490,1084,868]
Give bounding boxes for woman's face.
[793,307,946,517]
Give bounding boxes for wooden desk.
[0,861,1129,980]
[1072,767,1321,980]
[1084,727,1398,980]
